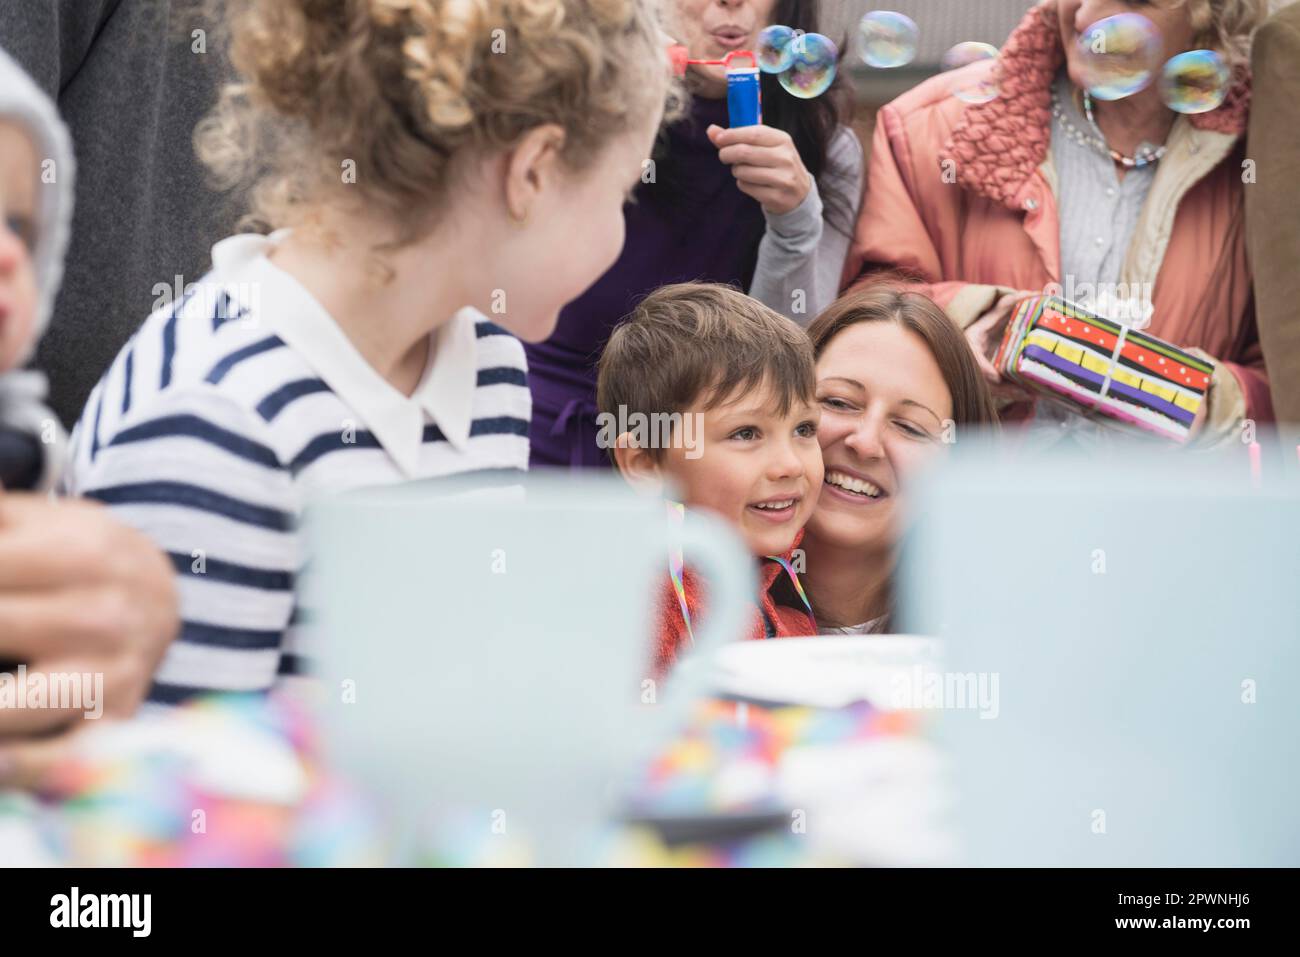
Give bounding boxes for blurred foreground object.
[903,440,1300,865]
[2,694,381,866]
[307,473,754,866]
[1246,0,1300,424]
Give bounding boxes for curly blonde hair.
[197,0,672,242]
[1178,0,1275,67]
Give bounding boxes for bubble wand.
[669,46,763,126]
[667,26,839,129]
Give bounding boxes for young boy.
[0,49,72,491]
[597,283,823,674]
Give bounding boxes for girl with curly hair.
[60,0,672,702]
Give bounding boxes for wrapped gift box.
[993,296,1213,442]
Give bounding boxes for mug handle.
[655,509,757,712]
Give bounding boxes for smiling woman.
[797,286,998,634]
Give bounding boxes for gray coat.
[0,0,238,427]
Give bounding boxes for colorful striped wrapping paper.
[993,296,1213,442]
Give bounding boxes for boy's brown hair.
[597,283,816,459]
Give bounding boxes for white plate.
[698,634,945,708]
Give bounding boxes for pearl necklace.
[1050,86,1168,169]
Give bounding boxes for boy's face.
[0,120,39,374]
[662,380,823,557]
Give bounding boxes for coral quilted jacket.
[844,0,1271,439]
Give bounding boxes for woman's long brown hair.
[807,285,1000,429]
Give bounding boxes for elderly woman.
[844,0,1272,443]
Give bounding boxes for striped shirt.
[61,232,531,704]
[1050,71,1157,293]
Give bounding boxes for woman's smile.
[823,467,890,505]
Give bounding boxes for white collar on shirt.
[210,231,479,478]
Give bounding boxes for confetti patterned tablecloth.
[0,692,947,867]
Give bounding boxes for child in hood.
[0,48,72,490]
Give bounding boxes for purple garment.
[525,96,767,469]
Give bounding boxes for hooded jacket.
[843,0,1268,443]
[0,47,73,489]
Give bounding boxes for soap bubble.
[756,24,796,74]
[940,41,998,72]
[1160,49,1230,114]
[941,41,1000,104]
[858,11,918,69]
[1076,13,1163,101]
[779,32,838,99]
